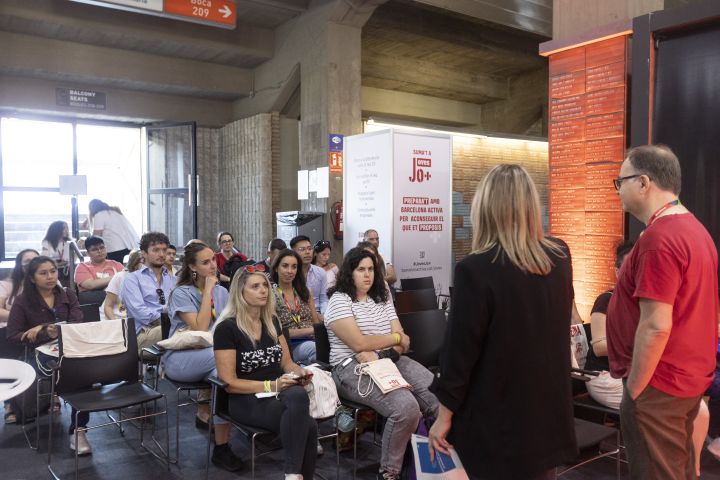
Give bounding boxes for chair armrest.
[207,375,229,389]
[143,344,165,358]
[571,367,601,382]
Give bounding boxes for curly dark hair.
[271,248,309,303]
[139,232,170,252]
[328,247,388,303]
[43,221,69,250]
[22,256,57,299]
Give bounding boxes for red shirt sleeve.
[74,263,93,285]
[633,249,682,305]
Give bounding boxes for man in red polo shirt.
[607,145,718,479]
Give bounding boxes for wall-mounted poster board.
[344,129,452,294]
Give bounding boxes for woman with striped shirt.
[325,247,439,480]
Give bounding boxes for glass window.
[1,118,73,187]
[3,191,72,259]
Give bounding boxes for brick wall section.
[196,127,220,246]
[218,114,275,260]
[451,136,549,262]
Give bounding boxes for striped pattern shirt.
[324,292,398,365]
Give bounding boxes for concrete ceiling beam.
[480,67,548,134]
[0,0,274,68]
[0,31,253,100]
[362,53,508,103]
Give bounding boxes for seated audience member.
[122,232,175,356]
[271,249,319,365]
[290,235,327,315]
[325,247,438,480]
[0,248,39,424]
[357,241,393,297]
[103,250,143,320]
[74,236,123,292]
[215,232,249,284]
[259,238,287,272]
[41,220,73,286]
[6,257,90,454]
[585,241,634,409]
[165,242,232,441]
[214,265,317,479]
[363,229,397,286]
[166,244,178,275]
[313,240,339,289]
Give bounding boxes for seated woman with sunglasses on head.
[312,240,338,289]
[164,242,234,454]
[214,264,317,480]
[271,249,320,365]
[325,247,439,480]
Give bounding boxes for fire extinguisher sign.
[329,133,344,173]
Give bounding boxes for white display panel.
[392,131,452,294]
[343,130,394,258]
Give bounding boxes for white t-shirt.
[102,270,129,319]
[324,292,398,366]
[92,210,139,253]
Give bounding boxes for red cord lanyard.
[647,199,681,227]
[197,287,216,319]
[277,287,301,324]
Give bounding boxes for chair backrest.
[55,318,139,394]
[314,323,331,364]
[400,276,434,291]
[77,289,107,305]
[395,288,438,314]
[80,304,101,322]
[398,309,447,368]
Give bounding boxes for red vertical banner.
[547,35,629,321]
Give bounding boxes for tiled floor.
[3,381,720,479]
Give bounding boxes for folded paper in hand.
[411,434,468,480]
[157,329,213,350]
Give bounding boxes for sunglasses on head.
[156,288,166,305]
[314,240,331,249]
[242,263,267,274]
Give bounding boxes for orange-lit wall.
[547,35,629,321]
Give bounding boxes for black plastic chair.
[400,276,434,291]
[394,288,438,314]
[79,303,101,323]
[397,309,447,369]
[77,289,107,305]
[48,318,169,480]
[558,418,621,478]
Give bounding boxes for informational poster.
[344,129,452,294]
[344,130,394,259]
[392,131,452,294]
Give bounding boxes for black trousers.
[228,385,317,477]
[107,248,130,263]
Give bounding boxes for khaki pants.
[621,381,701,480]
[136,324,162,359]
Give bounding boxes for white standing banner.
[344,129,452,294]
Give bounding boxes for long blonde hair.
[217,269,277,345]
[470,164,562,275]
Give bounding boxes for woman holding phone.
[213,264,317,479]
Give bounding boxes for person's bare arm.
[104,292,119,320]
[626,299,673,399]
[79,276,112,291]
[329,316,409,353]
[589,312,608,357]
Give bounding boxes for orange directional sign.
[164,0,237,28]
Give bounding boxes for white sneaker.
[707,437,720,461]
[69,431,92,456]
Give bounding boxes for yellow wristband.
[263,380,271,393]
[393,333,401,345]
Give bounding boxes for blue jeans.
[291,340,316,365]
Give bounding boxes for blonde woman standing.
[428,164,577,480]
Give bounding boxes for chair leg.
[335,426,340,480]
[251,433,257,480]
[353,408,359,480]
